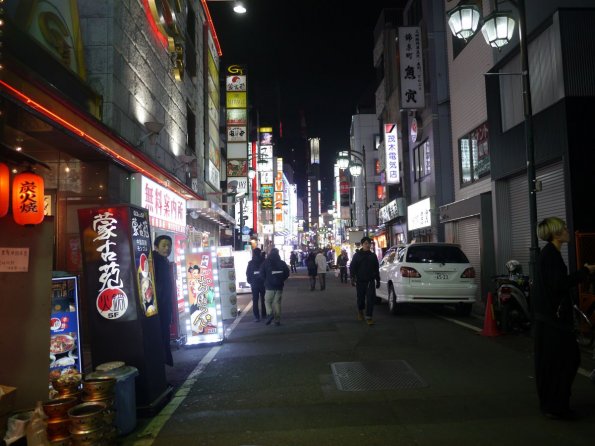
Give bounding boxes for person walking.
[260,248,290,326]
[315,249,328,291]
[246,247,266,321]
[306,251,317,291]
[152,235,174,366]
[337,249,349,283]
[533,217,595,419]
[349,237,380,326]
[290,251,298,273]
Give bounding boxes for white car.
[376,243,477,316]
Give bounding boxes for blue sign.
[241,226,251,235]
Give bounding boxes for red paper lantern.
[0,163,9,218]
[12,171,45,225]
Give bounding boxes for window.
[413,140,431,181]
[186,105,196,151]
[458,122,489,186]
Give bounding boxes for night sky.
[208,0,403,207]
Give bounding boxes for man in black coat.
[260,248,290,326]
[153,235,174,366]
[350,237,380,326]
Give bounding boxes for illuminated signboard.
[384,123,399,184]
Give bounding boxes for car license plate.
[435,273,449,280]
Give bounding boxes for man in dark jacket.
[349,237,380,326]
[246,248,266,321]
[152,235,174,366]
[260,248,290,326]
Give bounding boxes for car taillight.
[400,266,421,278]
[461,267,475,278]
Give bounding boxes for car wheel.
[455,302,472,317]
[388,284,399,315]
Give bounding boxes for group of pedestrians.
[246,247,290,326]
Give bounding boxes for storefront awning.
[187,200,235,227]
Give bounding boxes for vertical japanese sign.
[130,208,157,318]
[78,206,141,321]
[274,157,284,228]
[399,26,425,109]
[384,123,400,184]
[206,31,221,190]
[185,249,223,344]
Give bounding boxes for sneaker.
[265,315,274,325]
[357,311,364,321]
[366,318,375,326]
[254,318,260,322]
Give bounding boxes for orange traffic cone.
[480,292,501,337]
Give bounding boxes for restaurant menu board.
[218,256,238,320]
[131,211,158,318]
[49,276,82,382]
[185,249,223,344]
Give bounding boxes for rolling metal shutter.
[508,162,568,272]
[455,217,481,300]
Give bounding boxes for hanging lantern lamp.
[0,163,9,218]
[12,170,45,225]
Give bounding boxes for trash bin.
[87,364,139,435]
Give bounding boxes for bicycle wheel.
[573,305,594,348]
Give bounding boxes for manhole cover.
[330,360,428,391]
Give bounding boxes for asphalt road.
[123,267,595,446]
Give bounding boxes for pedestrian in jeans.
[315,249,328,291]
[246,247,266,321]
[306,251,317,291]
[260,248,290,326]
[337,249,349,283]
[350,237,380,326]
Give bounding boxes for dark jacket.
[337,253,348,268]
[152,250,173,324]
[246,254,265,288]
[306,253,317,276]
[260,251,290,290]
[533,242,588,330]
[350,249,380,283]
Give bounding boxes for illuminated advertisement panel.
[184,248,223,345]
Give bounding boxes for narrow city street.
[123,267,595,446]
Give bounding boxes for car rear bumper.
[395,284,477,304]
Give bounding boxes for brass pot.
[52,374,82,394]
[81,394,114,410]
[68,402,106,432]
[46,417,71,441]
[82,377,116,397]
[43,396,79,420]
[69,425,104,443]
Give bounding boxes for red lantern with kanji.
[12,171,45,225]
[0,163,9,218]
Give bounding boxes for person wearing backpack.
[306,251,318,291]
[246,247,266,321]
[260,247,290,326]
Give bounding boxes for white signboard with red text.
[130,174,187,233]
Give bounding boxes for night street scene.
[1,1,595,445]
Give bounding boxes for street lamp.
[336,146,368,238]
[447,0,538,282]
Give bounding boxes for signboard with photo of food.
[49,275,82,385]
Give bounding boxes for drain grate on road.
[330,360,428,391]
